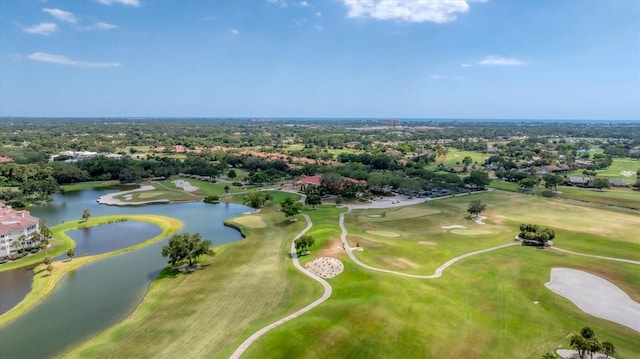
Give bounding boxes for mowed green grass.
[595,157,640,183]
[65,191,639,358]
[65,202,323,359]
[435,148,489,167]
[491,180,640,210]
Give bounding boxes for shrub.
[232,181,243,187]
[203,195,220,204]
[541,190,557,197]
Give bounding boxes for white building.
[0,206,40,258]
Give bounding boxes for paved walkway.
[229,214,331,359]
[551,246,640,265]
[338,208,519,278]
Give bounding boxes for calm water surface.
[0,188,250,359]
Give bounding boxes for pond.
[0,265,35,315]
[54,221,163,261]
[0,187,251,359]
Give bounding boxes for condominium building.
[0,205,40,258]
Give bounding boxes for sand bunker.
[368,214,382,218]
[545,268,640,333]
[441,225,466,229]
[621,171,634,177]
[233,215,266,228]
[418,241,437,246]
[450,229,493,236]
[366,230,400,238]
[305,257,344,278]
[472,215,487,224]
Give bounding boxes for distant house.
[0,156,13,163]
[0,206,40,258]
[298,176,322,186]
[567,176,591,187]
[174,145,186,153]
[608,179,627,187]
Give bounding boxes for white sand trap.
[418,241,437,246]
[305,257,344,278]
[366,230,400,238]
[124,194,133,200]
[368,214,382,218]
[545,268,640,333]
[621,170,634,177]
[472,215,487,224]
[441,225,467,229]
[556,349,615,359]
[450,229,493,236]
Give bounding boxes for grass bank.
[64,199,324,359]
[0,214,182,327]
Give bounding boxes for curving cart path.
[230,202,639,358]
[551,246,640,265]
[229,214,331,359]
[338,208,519,278]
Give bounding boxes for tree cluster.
[518,224,555,246]
[569,327,615,359]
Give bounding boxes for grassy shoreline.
[0,214,182,327]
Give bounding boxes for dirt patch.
[233,215,266,228]
[316,239,346,257]
[418,241,437,246]
[366,230,400,238]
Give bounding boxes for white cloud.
[300,1,309,6]
[82,22,118,31]
[23,23,58,36]
[93,22,118,30]
[477,55,527,66]
[460,63,471,67]
[42,8,77,23]
[97,0,140,7]
[316,11,322,17]
[27,52,121,68]
[314,24,324,32]
[343,0,470,24]
[231,28,239,35]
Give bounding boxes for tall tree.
[601,342,615,359]
[281,197,302,220]
[305,193,322,209]
[294,235,315,255]
[467,200,487,218]
[543,173,564,192]
[593,177,610,191]
[161,233,214,267]
[464,170,490,189]
[242,191,267,209]
[67,248,75,261]
[82,209,91,222]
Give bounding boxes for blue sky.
[0,0,638,120]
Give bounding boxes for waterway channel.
[0,187,251,359]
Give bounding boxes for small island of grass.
[0,214,182,327]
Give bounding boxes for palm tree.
[18,234,27,253]
[601,342,615,359]
[10,240,20,255]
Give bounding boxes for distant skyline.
[0,0,638,120]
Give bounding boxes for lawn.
[62,191,639,358]
[64,205,322,359]
[490,180,640,209]
[61,181,120,192]
[427,148,490,169]
[595,157,640,183]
